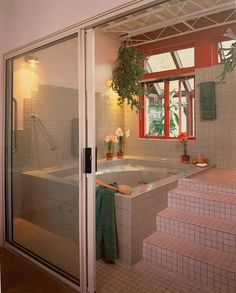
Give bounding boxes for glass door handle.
[12,97,18,153]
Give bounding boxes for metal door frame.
[1,1,163,292]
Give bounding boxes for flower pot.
[181,155,190,163]
[117,151,124,159]
[106,153,113,160]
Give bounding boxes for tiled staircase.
[143,178,236,292]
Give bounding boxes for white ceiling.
[98,0,236,46]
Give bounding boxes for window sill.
[139,136,196,141]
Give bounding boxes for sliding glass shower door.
[5,34,83,284]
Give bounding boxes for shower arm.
[31,113,56,151]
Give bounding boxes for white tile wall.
[12,84,79,217]
[114,181,177,266]
[123,64,236,168]
[15,64,236,169]
[96,93,124,159]
[30,84,79,169]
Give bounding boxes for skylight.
[147,47,194,73]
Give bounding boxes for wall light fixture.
[24,55,39,65]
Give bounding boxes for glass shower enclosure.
[5,34,83,286]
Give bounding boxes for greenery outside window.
[142,77,195,138]
[140,46,195,139]
[218,40,235,63]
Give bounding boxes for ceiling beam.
[102,5,164,31]
[129,19,236,47]
[119,2,235,39]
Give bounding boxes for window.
[142,77,195,138]
[140,47,195,139]
[147,47,194,73]
[218,40,235,63]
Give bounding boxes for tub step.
[178,178,236,195]
[156,207,236,253]
[168,187,236,220]
[133,260,218,293]
[143,232,236,292]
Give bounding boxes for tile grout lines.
[143,178,236,292]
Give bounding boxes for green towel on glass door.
[96,186,118,261]
[199,81,216,120]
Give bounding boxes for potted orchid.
[115,127,130,159]
[104,134,118,160]
[177,132,190,163]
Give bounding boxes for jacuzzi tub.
[51,164,172,188]
[44,156,199,193]
[21,156,209,266]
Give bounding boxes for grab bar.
[12,97,18,153]
[31,113,56,151]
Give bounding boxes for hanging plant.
[111,46,147,111]
[218,41,236,82]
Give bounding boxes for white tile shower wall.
[12,98,33,217]
[12,85,78,216]
[96,93,124,159]
[30,84,78,169]
[124,64,236,168]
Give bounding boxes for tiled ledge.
[179,178,236,195]
[156,207,236,253]
[168,187,236,221]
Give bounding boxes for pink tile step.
[156,207,236,253]
[168,187,236,220]
[143,232,236,292]
[178,178,236,195]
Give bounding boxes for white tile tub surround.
[143,178,236,291]
[115,181,177,266]
[20,157,207,266]
[21,170,79,243]
[96,156,208,198]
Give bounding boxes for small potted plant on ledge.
[104,134,118,160]
[115,127,130,159]
[177,132,190,163]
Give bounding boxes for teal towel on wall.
[71,117,79,157]
[199,81,216,120]
[96,186,118,261]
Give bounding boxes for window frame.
[139,69,196,140]
[138,25,236,140]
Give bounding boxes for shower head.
[31,113,39,119]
